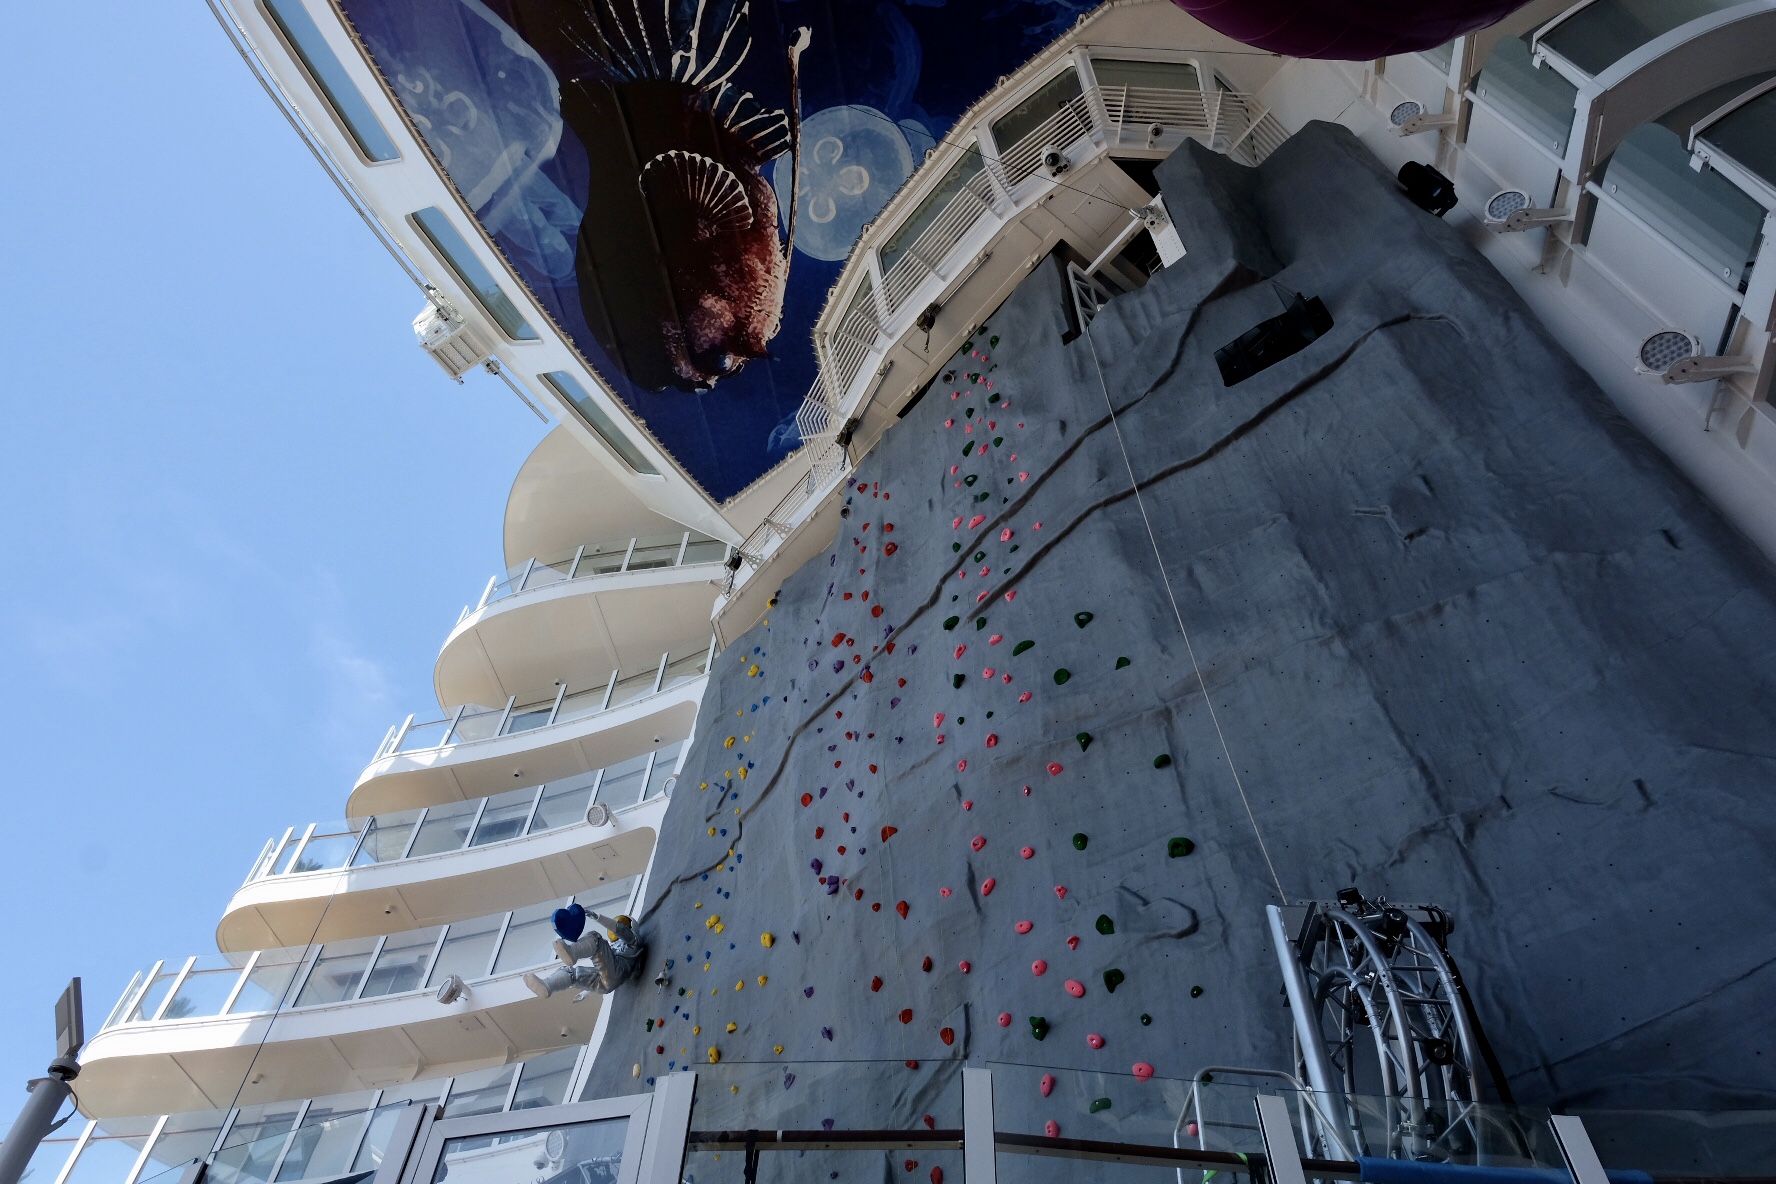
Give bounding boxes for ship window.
[539,372,660,475]
[1543,0,1744,77]
[991,66,1088,156]
[1473,34,1578,154]
[261,0,399,162]
[1598,122,1765,286]
[1091,58,1201,92]
[411,207,539,341]
[879,152,988,275]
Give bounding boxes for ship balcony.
[220,742,679,951]
[77,880,636,1119]
[438,532,731,708]
[350,637,712,818]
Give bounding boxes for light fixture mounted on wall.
[1389,101,1456,137]
[1634,329,1754,385]
[1482,188,1570,232]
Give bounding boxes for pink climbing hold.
[985,733,998,748]
[1004,589,1017,602]
[1064,979,1086,998]
[1020,845,1035,860]
[968,515,986,529]
[951,517,963,529]
[1019,692,1033,703]
[939,887,953,897]
[956,759,968,773]
[999,528,1013,542]
[1086,1033,1105,1050]
[1015,920,1033,934]
[1002,672,1013,684]
[934,712,945,728]
[982,667,996,679]
[1040,1073,1056,1097]
[989,633,1003,645]
[1018,471,1029,482]
[970,835,987,852]
[1054,885,1068,900]
[953,644,967,659]
[1044,1120,1061,1139]
[1132,1062,1155,1081]
[997,1012,1012,1028]
[1066,935,1080,950]
[1046,762,1064,776]
[1032,959,1048,976]
[959,960,972,973]
[981,878,997,896]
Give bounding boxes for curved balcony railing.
[372,637,714,763]
[457,532,730,624]
[244,740,681,886]
[100,878,637,1038]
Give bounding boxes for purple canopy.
[1171,0,1529,58]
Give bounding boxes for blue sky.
[0,2,545,1125]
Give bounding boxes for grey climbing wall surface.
[584,123,1776,1171]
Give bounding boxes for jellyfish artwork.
[773,105,935,263]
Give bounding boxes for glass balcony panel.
[448,704,506,745]
[528,770,600,832]
[441,1063,518,1119]
[993,65,1086,151]
[490,902,556,976]
[681,537,728,564]
[880,151,988,275]
[427,914,503,986]
[1092,57,1201,91]
[553,682,612,724]
[623,534,683,571]
[406,800,480,858]
[208,1101,302,1184]
[509,1047,581,1111]
[150,1111,229,1174]
[411,208,539,341]
[1421,39,1455,73]
[645,742,684,799]
[63,1118,157,1184]
[352,810,422,866]
[16,1129,81,1184]
[1598,121,1765,285]
[228,948,307,1015]
[161,957,245,1021]
[129,966,181,1022]
[662,642,711,690]
[293,937,378,1007]
[502,699,555,736]
[393,718,452,754]
[576,540,630,576]
[431,1117,626,1184]
[519,557,573,591]
[605,667,657,710]
[359,926,443,998]
[592,753,650,810]
[285,824,358,874]
[273,1091,376,1183]
[470,786,537,846]
[102,971,143,1030]
[1473,33,1577,154]
[1704,88,1776,189]
[1544,0,1743,77]
[353,1083,449,1175]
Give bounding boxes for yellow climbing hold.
[714,923,726,934]
[756,975,768,987]
[707,827,717,837]
[729,1084,739,1094]
[773,1044,784,1056]
[707,1047,720,1065]
[705,915,721,929]
[724,736,736,748]
[692,1025,702,1036]
[761,932,775,948]
[725,1022,737,1033]
[747,663,760,677]
[734,980,744,991]
[738,767,748,780]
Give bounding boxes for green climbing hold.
[1076,732,1092,752]
[1072,833,1088,850]
[964,474,977,487]
[1053,669,1071,685]
[988,391,1001,404]
[943,616,960,631]
[1074,611,1094,628]
[1140,1013,1152,1026]
[962,340,974,352]
[963,441,975,456]
[1029,1016,1049,1041]
[1154,754,1173,769]
[645,1018,655,1031]
[993,436,1003,447]
[953,674,966,689]
[1115,656,1131,669]
[965,406,975,418]
[975,492,990,502]
[973,551,986,562]
[1089,1098,1112,1114]
[1009,544,1020,553]
[975,617,988,630]
[1103,968,1125,993]
[1167,837,1195,858]
[989,334,1000,348]
[1190,985,1204,998]
[1095,914,1115,936]
[1013,640,1034,656]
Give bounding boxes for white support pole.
[1549,1115,1611,1184]
[962,1067,997,1184]
[1253,1094,1308,1184]
[637,1073,698,1184]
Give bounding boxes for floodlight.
[1482,188,1569,231]
[1634,328,1754,384]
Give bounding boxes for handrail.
[459,531,730,622]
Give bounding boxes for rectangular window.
[470,786,537,846]
[530,770,601,832]
[442,1064,517,1119]
[360,926,444,998]
[261,0,399,162]
[991,66,1087,155]
[427,914,502,986]
[879,151,989,276]
[1473,34,1578,154]
[510,1047,581,1111]
[406,800,480,858]
[1091,58,1201,92]
[490,902,557,976]
[294,937,378,1007]
[539,372,660,475]
[274,1091,376,1183]
[411,207,539,340]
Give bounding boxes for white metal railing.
[458,532,730,625]
[374,637,715,763]
[100,878,638,1036]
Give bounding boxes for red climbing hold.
[881,826,898,842]
[985,733,998,748]
[1046,762,1064,776]
[870,976,883,992]
[899,1009,914,1025]
[921,956,933,972]
[997,1012,1012,1027]
[1015,920,1034,934]
[981,878,997,896]
[800,793,813,807]
[970,835,987,852]
[1020,845,1035,859]
[872,605,884,617]
[1045,1120,1061,1138]
[831,632,846,647]
[959,960,972,973]
[1133,1062,1156,1081]
[931,1167,944,1184]
[1032,959,1048,976]
[815,826,825,839]
[896,900,910,920]
[940,1027,955,1046]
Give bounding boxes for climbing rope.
[1078,324,1289,905]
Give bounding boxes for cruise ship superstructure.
[12,1,1776,1182]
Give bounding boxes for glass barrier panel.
[14,1127,82,1184]
[503,699,555,736]
[606,667,658,710]
[260,0,400,162]
[1472,34,1577,154]
[63,1117,158,1184]
[538,371,661,477]
[102,971,143,1029]
[682,537,728,565]
[442,1063,519,1119]
[992,66,1086,155]
[207,1100,303,1184]
[450,704,506,744]
[509,1046,582,1111]
[625,534,684,571]
[359,926,444,998]
[593,753,650,810]
[353,1096,437,1176]
[1584,1106,1776,1178]
[578,540,631,576]
[491,902,556,975]
[353,810,422,866]
[287,824,359,874]
[1598,121,1764,286]
[150,1111,229,1176]
[229,948,308,1015]
[521,556,575,591]
[662,645,710,690]
[129,965,182,1022]
[429,1116,627,1184]
[427,913,503,986]
[555,682,612,724]
[1543,0,1742,76]
[1092,58,1201,91]
[272,1091,378,1183]
[162,956,246,1021]
[293,937,377,1007]
[881,152,988,275]
[407,800,480,858]
[471,786,538,846]
[394,718,452,754]
[645,742,684,799]
[529,770,601,832]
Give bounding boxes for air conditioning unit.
[413,292,492,380]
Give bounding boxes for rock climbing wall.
[583,123,1776,1171]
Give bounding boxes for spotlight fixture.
[585,803,614,827]
[1040,146,1070,175]
[1389,100,1422,126]
[435,975,469,1005]
[1482,188,1569,232]
[1390,101,1457,137]
[1634,329,1754,384]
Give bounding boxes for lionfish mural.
[562,0,810,392]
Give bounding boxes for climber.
[523,906,645,999]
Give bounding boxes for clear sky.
[0,2,546,1127]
